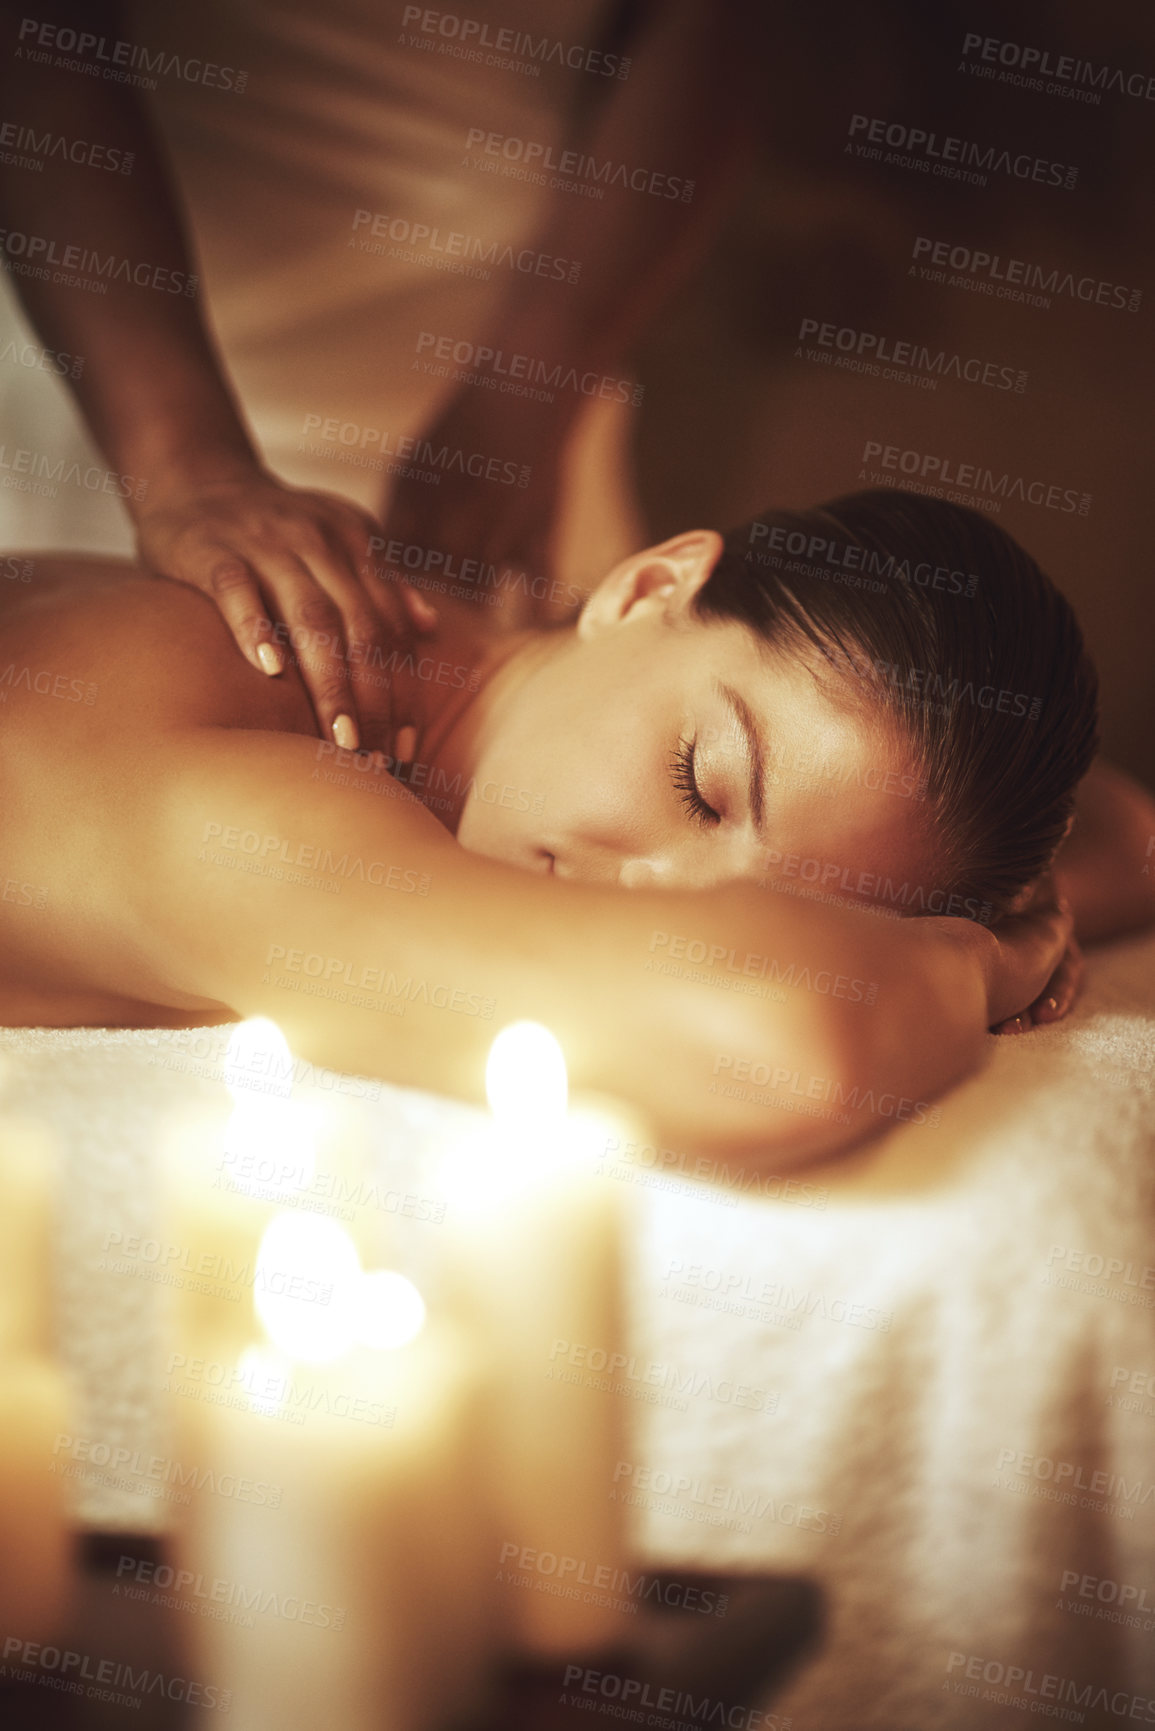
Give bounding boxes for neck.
[386,606,568,832]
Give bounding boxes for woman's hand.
[986,875,1082,1035]
[134,469,438,750]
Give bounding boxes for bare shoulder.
[0,554,312,734]
[0,554,314,1025]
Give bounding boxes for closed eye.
[670,736,721,828]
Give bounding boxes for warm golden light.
[222,1096,318,1194]
[253,1212,361,1363]
[223,1016,293,1102]
[355,1270,427,1350]
[236,1343,289,1416]
[485,1020,568,1131]
[220,1018,317,1193]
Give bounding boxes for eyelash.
[670,737,721,829]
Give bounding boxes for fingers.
[196,536,377,747]
[291,531,421,752]
[342,604,397,752]
[364,565,440,638]
[991,939,1084,1035]
[301,536,422,748]
[400,583,439,632]
[361,558,440,637]
[1030,940,1084,1025]
[261,556,363,749]
[141,482,440,750]
[202,556,286,677]
[335,518,439,639]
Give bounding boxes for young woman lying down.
[0,489,1150,1162]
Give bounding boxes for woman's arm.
[33,719,1052,1166]
[0,568,1065,1163]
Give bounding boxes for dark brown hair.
[695,489,1099,917]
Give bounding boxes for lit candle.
[0,1112,74,1645]
[161,1018,382,1351]
[169,1201,496,1729]
[440,1022,641,1656]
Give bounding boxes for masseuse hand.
[381,394,570,631]
[134,467,438,751]
[986,873,1083,1035]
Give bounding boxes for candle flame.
[485,1021,568,1130]
[355,1270,426,1350]
[219,1018,316,1196]
[223,1017,293,1103]
[253,1213,361,1363]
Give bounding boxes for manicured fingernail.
[395,724,417,761]
[332,714,358,750]
[257,642,284,675]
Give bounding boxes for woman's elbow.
[679,986,986,1170]
[637,994,868,1167]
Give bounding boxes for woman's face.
[455,533,935,901]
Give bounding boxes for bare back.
[0,558,318,1026]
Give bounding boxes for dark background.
[634,0,1155,784]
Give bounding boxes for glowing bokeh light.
[253,1213,361,1363]
[485,1021,568,1131]
[221,1096,317,1194]
[223,1017,293,1102]
[355,1270,427,1351]
[236,1344,289,1416]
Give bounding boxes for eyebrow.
[715,680,767,835]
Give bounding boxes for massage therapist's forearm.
[0,0,256,500]
[463,0,748,403]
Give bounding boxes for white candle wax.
[161,1019,375,1359]
[167,1061,500,1731]
[169,1327,497,1731]
[440,1027,645,1655]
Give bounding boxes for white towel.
[625,930,1155,1728]
[0,1024,478,1531]
[3,931,1152,1730]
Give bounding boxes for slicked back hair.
[694,489,1099,917]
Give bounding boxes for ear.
[577,530,724,641]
